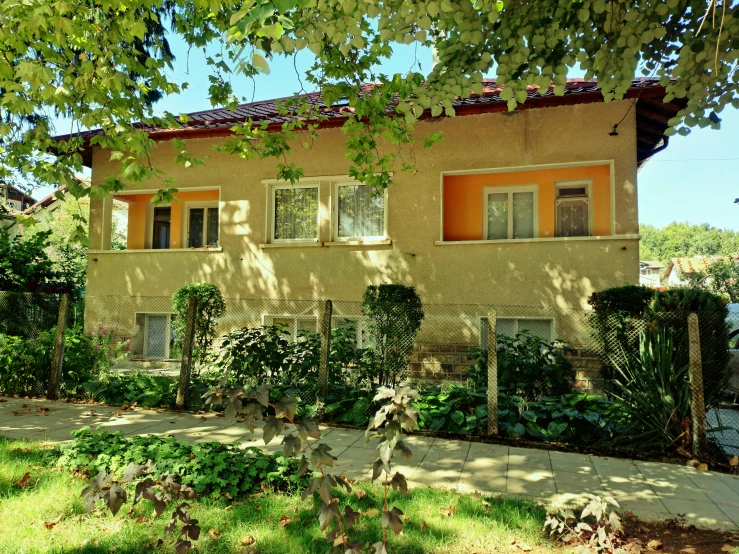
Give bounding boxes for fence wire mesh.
[2,290,738,460]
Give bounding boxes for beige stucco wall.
[86,100,640,343]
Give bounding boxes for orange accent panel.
[443,165,611,241]
[115,190,219,249]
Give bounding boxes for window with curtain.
[336,183,385,240]
[187,205,219,247]
[272,185,319,241]
[555,184,590,237]
[484,186,537,240]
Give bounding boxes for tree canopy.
[639,222,739,263]
[1,0,738,207]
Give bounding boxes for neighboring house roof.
[54,78,684,168]
[21,186,68,214]
[1,183,37,211]
[663,256,721,281]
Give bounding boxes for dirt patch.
[618,518,739,554]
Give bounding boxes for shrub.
[589,285,730,408]
[172,283,226,366]
[361,284,424,386]
[467,332,573,400]
[0,327,108,396]
[207,325,319,389]
[58,428,304,498]
[608,329,692,452]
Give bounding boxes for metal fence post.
[317,299,332,417]
[176,296,197,410]
[687,312,707,457]
[47,293,70,400]
[486,311,498,435]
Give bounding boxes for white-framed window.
[332,316,369,347]
[262,315,318,341]
[134,312,177,359]
[481,316,555,347]
[482,185,538,240]
[185,202,219,247]
[333,181,387,241]
[555,180,592,238]
[269,183,320,243]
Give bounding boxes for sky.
[39,35,739,231]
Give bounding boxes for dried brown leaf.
[647,539,663,550]
[696,463,708,472]
[208,528,221,540]
[16,472,31,488]
[729,456,738,467]
[439,505,456,517]
[44,515,62,530]
[278,515,292,529]
[240,535,256,546]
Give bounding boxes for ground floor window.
[132,313,177,359]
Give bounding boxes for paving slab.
[1,396,738,531]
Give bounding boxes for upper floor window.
[186,203,219,247]
[555,181,591,238]
[482,185,537,240]
[334,182,386,241]
[270,183,319,242]
[152,206,171,249]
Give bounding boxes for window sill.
[259,242,323,249]
[88,247,224,253]
[434,234,640,246]
[324,239,392,247]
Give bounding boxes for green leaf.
[251,52,270,74]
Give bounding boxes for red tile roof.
[55,78,683,167]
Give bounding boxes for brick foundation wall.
[405,343,605,392]
[407,343,477,381]
[564,348,604,392]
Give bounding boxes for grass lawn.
[0,436,555,554]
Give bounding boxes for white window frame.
[481,184,539,241]
[262,314,319,341]
[142,312,174,359]
[331,315,369,348]
[182,201,220,248]
[332,181,388,242]
[554,179,593,238]
[481,316,556,347]
[268,182,321,244]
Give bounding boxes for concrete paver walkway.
[2,397,739,531]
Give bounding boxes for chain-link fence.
[2,290,738,461]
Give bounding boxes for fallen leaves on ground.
[419,521,428,532]
[240,535,256,547]
[354,489,366,500]
[16,472,31,488]
[730,456,738,467]
[439,505,456,517]
[363,509,380,518]
[208,528,221,540]
[721,545,735,552]
[647,539,663,550]
[278,516,292,529]
[696,463,708,472]
[112,412,125,417]
[12,410,31,416]
[511,539,533,551]
[37,408,49,415]
[44,515,62,530]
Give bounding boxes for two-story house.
[61,79,681,360]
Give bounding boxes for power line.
[649,157,739,162]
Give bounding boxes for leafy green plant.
[544,494,623,553]
[0,326,111,396]
[207,324,319,387]
[172,283,226,366]
[467,332,573,400]
[608,329,692,452]
[362,284,424,387]
[59,428,304,498]
[208,380,419,553]
[589,286,731,408]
